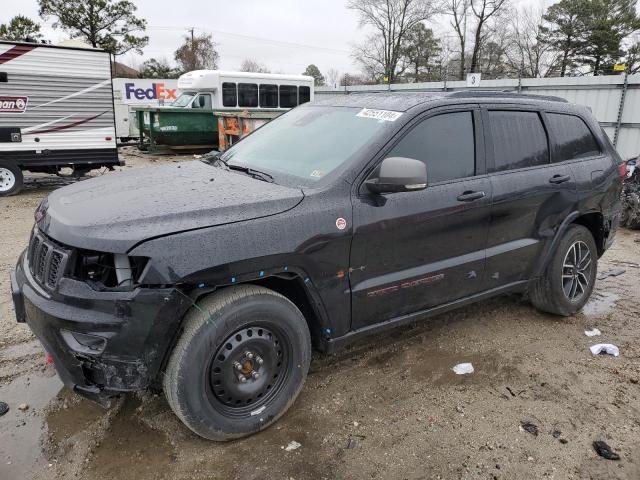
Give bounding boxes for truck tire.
[0,163,23,196]
[530,224,597,316]
[163,285,311,441]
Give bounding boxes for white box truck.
[112,78,178,142]
[0,40,120,196]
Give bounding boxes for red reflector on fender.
[46,352,53,365]
[105,136,112,141]
[618,161,628,180]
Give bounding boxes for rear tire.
[530,224,597,316]
[163,285,311,441]
[0,163,23,196]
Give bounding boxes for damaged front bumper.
[11,251,188,407]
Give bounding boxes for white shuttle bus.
[174,70,314,110]
[0,41,119,196]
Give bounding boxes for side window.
[547,113,601,161]
[192,94,211,109]
[299,86,311,104]
[259,84,278,108]
[238,83,258,107]
[388,111,475,183]
[222,82,237,107]
[279,85,298,108]
[488,111,549,172]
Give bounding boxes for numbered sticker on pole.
[466,73,481,87]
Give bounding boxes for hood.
[39,161,303,252]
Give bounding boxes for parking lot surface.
[1,150,639,479]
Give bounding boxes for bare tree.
[326,68,341,87]
[174,32,219,72]
[348,0,442,83]
[447,0,470,79]
[468,0,509,74]
[240,58,271,73]
[505,7,560,78]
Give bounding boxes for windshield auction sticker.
[356,108,402,122]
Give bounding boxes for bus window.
[238,83,258,107]
[279,85,298,108]
[299,86,311,104]
[192,93,211,109]
[222,82,237,107]
[259,84,278,108]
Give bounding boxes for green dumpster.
[135,107,218,152]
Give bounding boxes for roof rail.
[448,90,568,103]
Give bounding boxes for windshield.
[221,106,394,183]
[172,92,196,107]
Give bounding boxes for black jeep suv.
[11,91,624,440]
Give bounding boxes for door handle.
[549,174,571,184]
[457,190,486,202]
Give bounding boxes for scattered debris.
[597,268,626,280]
[17,403,29,411]
[0,401,8,416]
[552,429,569,443]
[520,422,539,436]
[590,344,620,357]
[584,328,601,337]
[593,440,621,460]
[452,363,474,375]
[283,441,302,452]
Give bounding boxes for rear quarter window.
[546,113,601,161]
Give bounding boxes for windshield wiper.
[201,150,228,168]
[227,164,274,183]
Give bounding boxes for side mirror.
[365,157,427,194]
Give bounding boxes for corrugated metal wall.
[317,75,640,159]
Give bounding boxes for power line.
[146,24,352,55]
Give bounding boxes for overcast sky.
[3,0,369,76]
[4,0,557,78]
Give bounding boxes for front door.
[349,107,492,330]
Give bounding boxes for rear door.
[349,106,492,329]
[483,107,577,287]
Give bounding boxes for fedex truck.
[0,40,119,196]
[112,78,178,142]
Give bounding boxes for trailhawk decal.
[0,96,28,113]
[356,108,402,122]
[366,273,445,298]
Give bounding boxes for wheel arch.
[533,210,606,278]
[187,271,330,352]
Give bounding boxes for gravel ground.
[1,148,639,480]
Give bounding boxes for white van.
[112,78,179,142]
[174,70,314,110]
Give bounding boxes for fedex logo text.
[125,83,177,101]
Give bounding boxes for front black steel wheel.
[163,285,311,441]
[208,326,290,417]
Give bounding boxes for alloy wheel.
[561,240,592,302]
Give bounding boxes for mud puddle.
[582,290,620,317]
[82,397,174,480]
[0,370,62,479]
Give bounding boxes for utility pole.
[188,27,195,70]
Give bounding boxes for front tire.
[530,224,597,316]
[163,285,311,441]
